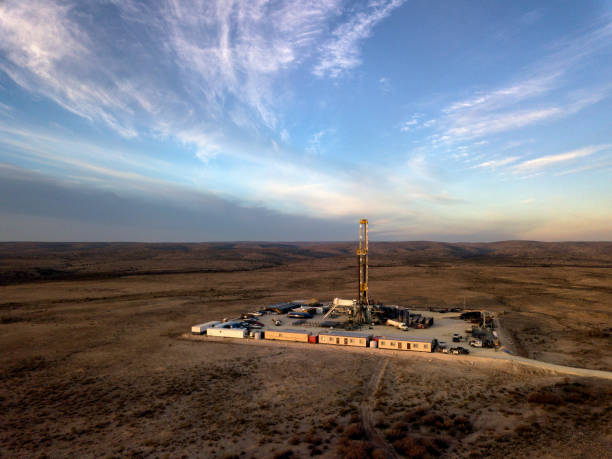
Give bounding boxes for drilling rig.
[324,218,381,325]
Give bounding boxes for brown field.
[1,241,611,457]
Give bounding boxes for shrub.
[527,390,562,405]
[336,440,373,459]
[385,422,408,442]
[393,435,441,458]
[343,423,366,440]
[273,450,293,459]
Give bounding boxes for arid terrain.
[1,241,611,457]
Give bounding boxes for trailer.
[318,331,372,347]
[378,336,436,353]
[264,329,311,343]
[191,321,221,334]
[206,328,247,338]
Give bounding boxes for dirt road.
[359,358,398,459]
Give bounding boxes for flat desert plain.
[1,241,611,458]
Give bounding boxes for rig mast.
[322,218,375,325]
[354,219,369,324]
[357,219,369,306]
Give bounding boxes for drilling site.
[189,219,502,358]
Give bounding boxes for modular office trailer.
[206,328,247,338]
[264,329,310,342]
[377,336,435,352]
[318,331,372,347]
[191,321,221,334]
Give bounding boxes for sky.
[0,0,611,242]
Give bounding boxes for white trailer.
[206,328,247,338]
[191,321,221,334]
[333,298,356,307]
[386,319,409,331]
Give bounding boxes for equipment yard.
[191,307,501,357]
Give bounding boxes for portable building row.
[191,323,436,353]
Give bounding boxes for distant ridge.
[0,241,611,285]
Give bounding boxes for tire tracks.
[360,358,398,459]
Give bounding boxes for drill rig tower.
[354,219,369,324]
[323,218,379,325]
[357,219,369,306]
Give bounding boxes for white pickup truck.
[386,319,409,331]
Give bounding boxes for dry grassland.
[1,242,611,457]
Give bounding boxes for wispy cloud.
[379,76,392,93]
[0,0,347,145]
[0,0,147,137]
[474,156,520,169]
[0,101,13,114]
[161,0,343,129]
[400,119,419,132]
[401,113,436,132]
[313,0,405,78]
[434,19,612,144]
[513,145,611,172]
[306,128,335,155]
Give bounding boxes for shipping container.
[206,328,247,338]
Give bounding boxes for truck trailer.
[191,321,221,334]
[206,328,247,338]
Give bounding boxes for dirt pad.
[1,241,611,457]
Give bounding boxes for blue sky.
[0,0,611,241]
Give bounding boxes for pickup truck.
[450,346,470,355]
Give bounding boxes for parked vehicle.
[469,338,483,347]
[386,319,409,331]
[287,311,313,319]
[243,318,264,326]
[450,346,470,355]
[273,319,282,326]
